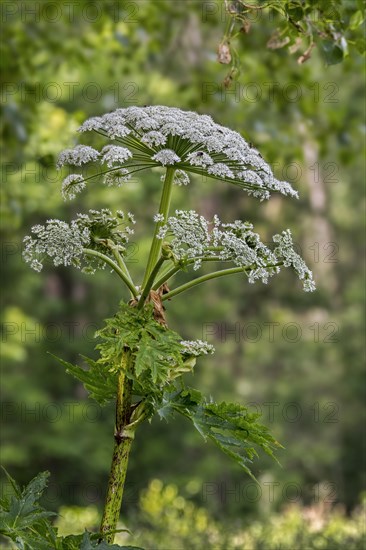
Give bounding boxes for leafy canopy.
[54,302,281,480]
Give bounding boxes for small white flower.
[180,340,215,356]
[101,145,132,168]
[61,174,86,201]
[78,116,104,133]
[273,230,316,291]
[101,112,131,139]
[152,149,181,166]
[30,259,43,272]
[103,168,131,187]
[154,213,165,222]
[57,145,100,169]
[187,151,214,168]
[23,220,90,271]
[208,163,234,179]
[141,131,167,147]
[236,170,263,186]
[173,170,190,186]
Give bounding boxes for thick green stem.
[141,167,176,287]
[99,350,134,543]
[137,256,165,309]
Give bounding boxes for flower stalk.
[141,167,176,288]
[137,256,166,309]
[83,249,137,298]
[162,266,247,300]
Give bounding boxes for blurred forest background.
[1,0,365,548]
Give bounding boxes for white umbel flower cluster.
[23,210,136,274]
[57,145,100,169]
[101,145,132,168]
[157,210,211,270]
[103,168,132,187]
[23,220,90,272]
[180,340,215,356]
[141,131,167,147]
[273,230,316,292]
[160,169,190,186]
[187,151,214,167]
[152,149,181,166]
[173,169,190,186]
[157,210,315,291]
[61,174,86,200]
[74,106,297,200]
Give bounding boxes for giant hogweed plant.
[1,106,315,548]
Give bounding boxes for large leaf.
[0,470,142,550]
[0,470,57,549]
[159,389,282,480]
[50,354,118,405]
[134,323,183,385]
[96,303,185,398]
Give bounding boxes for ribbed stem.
[141,167,176,288]
[137,256,165,309]
[99,350,134,543]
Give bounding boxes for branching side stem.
[162,267,247,300]
[83,248,137,297]
[162,262,284,300]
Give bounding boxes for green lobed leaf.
[0,470,58,548]
[0,470,142,550]
[96,303,186,399]
[158,389,283,480]
[1,466,22,499]
[50,353,118,406]
[52,303,205,414]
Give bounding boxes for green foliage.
[0,469,57,549]
[24,482,364,550]
[127,480,366,549]
[53,300,281,479]
[220,0,365,82]
[134,479,220,549]
[0,470,141,550]
[158,388,282,479]
[54,302,187,406]
[51,354,119,406]
[97,303,185,392]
